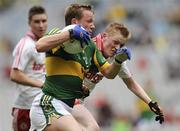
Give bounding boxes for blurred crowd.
[0,0,180,131]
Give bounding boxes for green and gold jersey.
[43,28,110,100]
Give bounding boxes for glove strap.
[148,101,160,114]
[68,29,74,39]
[115,58,123,65]
[113,59,122,66]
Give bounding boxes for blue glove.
[114,47,131,64]
[69,25,90,47]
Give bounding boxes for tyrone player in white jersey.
[10,6,47,131]
[73,22,164,131]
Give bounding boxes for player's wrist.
[148,100,156,107]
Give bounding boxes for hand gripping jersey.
[12,31,45,109]
[83,34,132,92]
[42,28,110,100]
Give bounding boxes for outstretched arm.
[123,77,151,104]
[123,77,164,124]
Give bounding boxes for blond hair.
[105,22,131,41]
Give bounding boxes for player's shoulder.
[23,36,36,48]
[46,28,61,35]
[15,36,34,49]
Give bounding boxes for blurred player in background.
[29,4,131,131]
[10,6,47,131]
[73,22,164,130]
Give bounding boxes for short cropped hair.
[28,6,46,23]
[105,22,131,40]
[64,4,94,26]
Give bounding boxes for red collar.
[26,31,38,41]
[93,33,104,51]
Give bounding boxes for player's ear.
[71,18,78,24]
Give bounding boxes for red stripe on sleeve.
[13,37,27,68]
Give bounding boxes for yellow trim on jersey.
[48,28,61,34]
[52,45,61,54]
[46,57,84,79]
[93,50,110,72]
[99,61,110,72]
[93,50,99,67]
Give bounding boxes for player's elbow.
[101,70,117,79]
[105,75,116,79]
[10,69,22,83]
[109,76,116,79]
[36,43,43,52]
[10,76,17,82]
[35,37,46,52]
[110,75,116,79]
[10,70,17,82]
[10,75,14,81]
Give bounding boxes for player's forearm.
[102,62,121,79]
[10,69,43,88]
[123,78,151,104]
[36,31,70,52]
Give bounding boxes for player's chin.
[87,30,93,36]
[112,50,116,54]
[109,52,114,57]
[38,32,46,37]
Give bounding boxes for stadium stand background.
[0,0,180,130]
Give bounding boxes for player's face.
[29,14,48,39]
[78,10,95,36]
[103,34,126,58]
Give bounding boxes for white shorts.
[29,92,73,131]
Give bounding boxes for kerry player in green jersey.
[30,4,131,131]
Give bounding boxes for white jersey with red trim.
[83,34,132,92]
[12,31,45,109]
